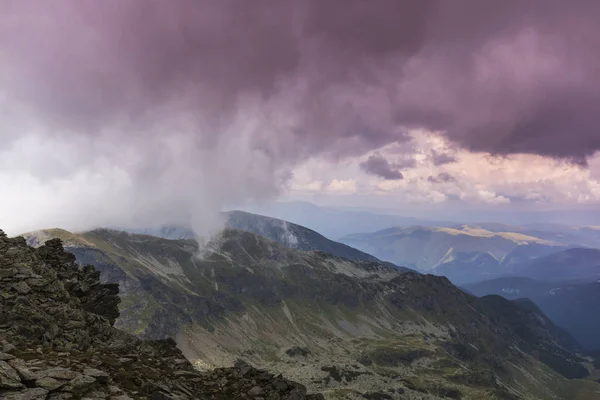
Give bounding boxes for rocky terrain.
[18,227,600,399]
[0,229,324,399]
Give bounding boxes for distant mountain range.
[18,217,600,398]
[512,248,600,281]
[237,201,600,241]
[339,225,571,284]
[238,201,452,238]
[464,277,600,350]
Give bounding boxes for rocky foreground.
[0,230,324,399]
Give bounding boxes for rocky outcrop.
[0,229,323,399]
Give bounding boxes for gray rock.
[7,359,36,382]
[173,370,202,377]
[248,385,265,397]
[44,367,79,380]
[64,374,96,393]
[11,281,31,295]
[36,376,66,390]
[3,344,16,354]
[0,360,23,389]
[0,352,15,361]
[286,386,308,400]
[47,393,74,400]
[83,368,109,384]
[82,391,107,399]
[108,385,123,394]
[2,388,49,400]
[0,268,16,278]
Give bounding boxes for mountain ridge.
[15,226,600,399]
[110,210,412,271]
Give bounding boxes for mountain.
[225,210,389,264]
[339,225,565,283]
[475,223,600,248]
[238,201,452,238]
[18,227,600,399]
[464,277,600,350]
[514,248,600,281]
[123,210,412,269]
[0,230,323,399]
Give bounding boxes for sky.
[1,0,600,235]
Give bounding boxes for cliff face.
[0,230,323,400]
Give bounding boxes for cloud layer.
[289,131,600,210]
[1,1,599,233]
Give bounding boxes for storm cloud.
[360,153,404,180]
[1,0,599,233]
[431,151,457,166]
[428,173,457,184]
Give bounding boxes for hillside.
[17,227,600,399]
[0,230,322,399]
[465,277,600,350]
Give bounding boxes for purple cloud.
[1,0,600,235]
[360,152,405,180]
[1,0,599,163]
[428,172,456,183]
[431,150,457,166]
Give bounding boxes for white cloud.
[326,179,357,195]
[285,130,600,210]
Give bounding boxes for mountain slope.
[0,230,322,399]
[465,277,600,350]
[18,227,600,399]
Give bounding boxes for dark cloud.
[1,0,600,232]
[428,173,456,183]
[1,0,599,161]
[360,153,404,180]
[431,150,457,166]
